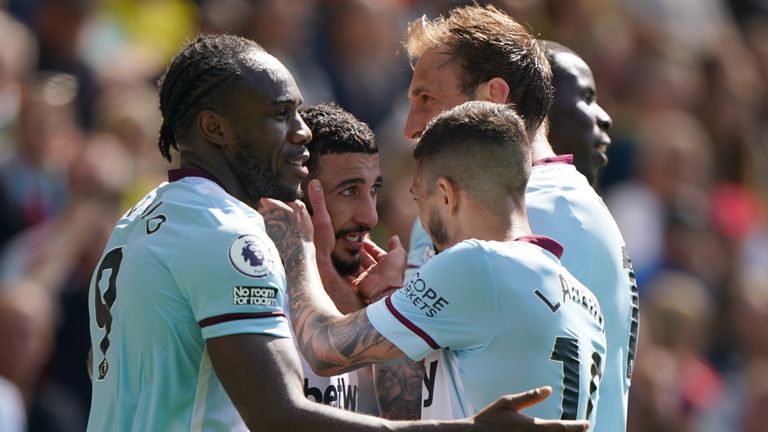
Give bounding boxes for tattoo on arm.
[374,358,424,419]
[263,207,402,376]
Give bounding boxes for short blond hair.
[404,5,552,133]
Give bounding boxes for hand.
[306,179,336,258]
[258,198,314,260]
[474,387,589,431]
[354,235,407,303]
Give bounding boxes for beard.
[233,141,301,203]
[331,252,361,277]
[427,208,450,249]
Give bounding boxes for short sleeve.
[368,240,497,361]
[170,222,290,340]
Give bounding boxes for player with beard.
[292,102,388,412]
[398,7,638,431]
[87,33,588,432]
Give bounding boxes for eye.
[274,107,290,120]
[371,184,382,197]
[421,94,433,104]
[340,187,356,197]
[581,89,596,104]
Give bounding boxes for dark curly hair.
[299,103,378,174]
[156,34,264,162]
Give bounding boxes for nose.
[403,108,426,140]
[291,113,313,145]
[596,104,612,132]
[353,193,379,229]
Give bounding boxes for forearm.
[374,358,424,419]
[276,398,475,432]
[210,334,476,432]
[262,206,402,374]
[289,245,401,376]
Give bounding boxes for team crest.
[229,234,273,278]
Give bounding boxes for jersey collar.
[532,154,574,166]
[168,168,222,187]
[514,235,564,259]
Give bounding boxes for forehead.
[409,47,463,94]
[238,50,303,103]
[553,52,594,89]
[314,153,381,183]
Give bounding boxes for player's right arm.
[207,333,589,431]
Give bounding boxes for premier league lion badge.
[229,234,273,278]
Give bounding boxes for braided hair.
[157,34,264,162]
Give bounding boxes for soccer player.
[294,102,387,412]
[259,101,606,427]
[543,41,613,187]
[399,6,639,431]
[87,33,587,432]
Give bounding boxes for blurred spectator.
[318,0,410,129]
[697,270,768,431]
[0,10,37,157]
[605,110,714,286]
[32,0,99,128]
[628,270,722,432]
[199,0,334,105]
[0,72,81,249]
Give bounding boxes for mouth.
[594,138,611,166]
[336,229,369,253]
[285,153,310,177]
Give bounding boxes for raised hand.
[354,236,407,303]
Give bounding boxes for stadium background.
[0,0,766,430]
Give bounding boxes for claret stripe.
[385,296,440,349]
[199,311,285,328]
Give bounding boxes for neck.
[179,149,255,207]
[529,128,556,163]
[447,198,532,247]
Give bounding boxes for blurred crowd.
[0,0,766,431]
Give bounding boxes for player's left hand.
[354,235,407,303]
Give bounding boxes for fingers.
[363,238,387,262]
[308,180,332,228]
[503,386,552,411]
[307,180,335,253]
[388,235,402,252]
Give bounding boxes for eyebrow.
[332,176,384,191]
[270,96,299,106]
[410,86,428,98]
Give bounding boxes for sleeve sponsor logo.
[401,273,450,318]
[233,286,278,306]
[229,234,274,278]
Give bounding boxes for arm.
[374,358,424,419]
[260,194,403,376]
[208,333,588,432]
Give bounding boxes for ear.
[197,110,233,148]
[435,177,460,214]
[474,77,510,104]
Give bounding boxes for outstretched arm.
[208,332,588,432]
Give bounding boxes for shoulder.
[160,178,263,233]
